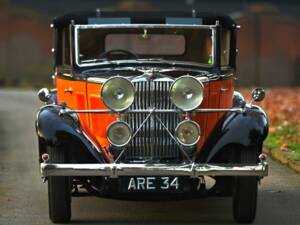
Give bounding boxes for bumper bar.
[41,162,268,178]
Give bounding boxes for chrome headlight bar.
[60,108,243,114]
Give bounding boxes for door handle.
[220,88,229,92]
[64,87,73,94]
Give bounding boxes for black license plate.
[119,176,190,193]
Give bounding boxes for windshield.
[105,34,186,55]
[76,26,213,66]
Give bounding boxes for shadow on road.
[71,196,233,225]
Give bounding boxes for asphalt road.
[0,89,300,225]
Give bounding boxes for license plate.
[119,176,189,193]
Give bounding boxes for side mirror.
[251,88,265,102]
[38,88,51,103]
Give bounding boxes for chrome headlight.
[175,120,200,146]
[170,76,204,111]
[100,77,135,112]
[106,121,132,147]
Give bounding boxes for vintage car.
[36,11,268,223]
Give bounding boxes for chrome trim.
[40,162,268,178]
[82,130,102,153]
[60,108,243,114]
[220,88,229,92]
[87,77,108,84]
[212,26,216,67]
[197,76,209,83]
[76,24,218,29]
[64,87,73,93]
[132,75,175,83]
[74,24,216,67]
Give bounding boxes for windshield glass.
[76,26,213,66]
[105,34,185,55]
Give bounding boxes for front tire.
[47,146,71,223]
[233,146,259,223]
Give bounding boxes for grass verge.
[264,122,300,172]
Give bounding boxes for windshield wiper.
[81,58,110,63]
[80,58,123,67]
[136,58,164,61]
[82,58,164,64]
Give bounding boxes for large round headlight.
[107,121,132,147]
[170,76,204,111]
[100,77,135,112]
[175,120,200,146]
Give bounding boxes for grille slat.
[124,79,180,162]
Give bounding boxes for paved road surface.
[0,89,299,225]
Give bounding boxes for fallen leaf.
[269,126,277,134]
[282,120,289,126]
[280,143,290,152]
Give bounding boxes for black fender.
[47,89,57,105]
[232,91,246,108]
[198,105,268,163]
[36,105,106,163]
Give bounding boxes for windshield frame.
[73,24,218,68]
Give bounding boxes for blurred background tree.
[0,0,299,88]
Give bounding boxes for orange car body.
[56,76,234,162]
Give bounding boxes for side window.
[62,29,70,65]
[221,29,231,66]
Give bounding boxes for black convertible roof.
[53,11,236,29]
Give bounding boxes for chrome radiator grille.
[124,79,181,161]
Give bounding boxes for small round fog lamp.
[106,121,132,147]
[175,120,201,146]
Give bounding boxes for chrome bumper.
[40,162,268,178]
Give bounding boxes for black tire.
[47,146,71,223]
[233,146,259,223]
